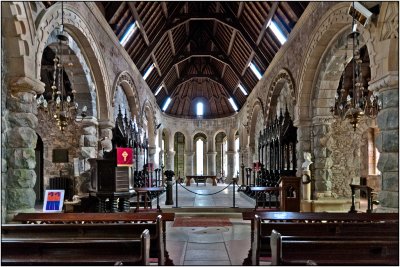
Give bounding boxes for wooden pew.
[243,212,399,265]
[2,229,150,265]
[270,230,399,266]
[12,212,175,265]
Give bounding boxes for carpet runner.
[173,217,232,227]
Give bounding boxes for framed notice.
[43,190,65,212]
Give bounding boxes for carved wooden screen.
[258,107,297,177]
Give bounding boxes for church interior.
[1,1,399,265]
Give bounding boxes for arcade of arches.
[1,2,398,223]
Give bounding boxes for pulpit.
[88,158,131,212]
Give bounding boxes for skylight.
[269,21,287,45]
[249,62,263,80]
[228,97,238,111]
[238,83,248,96]
[196,102,204,116]
[143,63,155,80]
[120,22,137,47]
[155,85,163,96]
[162,97,171,111]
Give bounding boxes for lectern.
[279,176,301,211]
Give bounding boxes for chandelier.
[330,2,381,131]
[36,2,86,131]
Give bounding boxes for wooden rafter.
[136,2,185,71]
[241,2,278,76]
[220,3,270,67]
[203,27,252,92]
[128,2,150,46]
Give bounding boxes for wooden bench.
[270,230,399,265]
[2,229,150,265]
[242,212,399,265]
[12,212,175,265]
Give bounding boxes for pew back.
[270,230,399,266]
[2,229,150,266]
[248,212,399,265]
[9,213,171,265]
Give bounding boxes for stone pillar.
[294,122,312,177]
[76,117,98,196]
[239,148,249,185]
[184,151,194,177]
[226,151,236,183]
[79,117,98,171]
[4,77,44,222]
[370,75,399,212]
[148,145,157,166]
[98,120,113,158]
[166,150,175,172]
[206,151,217,175]
[159,149,164,169]
[312,117,334,199]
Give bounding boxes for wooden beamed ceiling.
[98,1,309,118]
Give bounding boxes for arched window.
[196,102,204,116]
[196,139,204,175]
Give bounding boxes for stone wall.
[35,110,81,188]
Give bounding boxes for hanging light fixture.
[37,2,86,131]
[330,2,381,131]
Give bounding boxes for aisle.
[157,182,256,265]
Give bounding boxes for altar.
[185,175,217,186]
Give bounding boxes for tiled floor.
[157,181,256,266]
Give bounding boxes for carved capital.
[9,77,45,95]
[369,72,399,92]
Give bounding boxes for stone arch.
[265,69,296,121]
[297,2,378,124]
[112,71,140,119]
[212,129,228,142]
[141,99,157,147]
[34,2,110,121]
[248,98,264,149]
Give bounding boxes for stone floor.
[156,181,257,265]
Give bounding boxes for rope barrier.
[177,181,234,195]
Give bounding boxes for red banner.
[117,147,133,167]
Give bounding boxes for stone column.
[239,148,249,185]
[370,75,399,212]
[312,117,334,199]
[148,145,157,167]
[225,151,236,183]
[294,121,312,177]
[166,150,175,172]
[3,77,44,222]
[206,151,217,175]
[98,120,113,158]
[184,151,194,177]
[76,117,98,196]
[79,117,98,171]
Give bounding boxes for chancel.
[1,1,398,266]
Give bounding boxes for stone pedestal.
[302,170,312,201]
